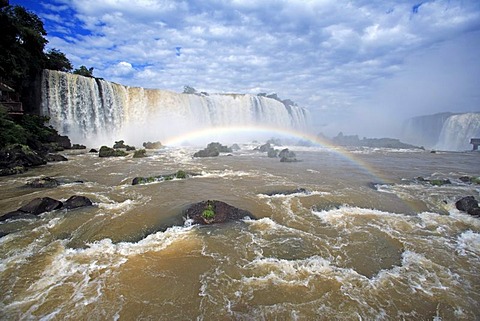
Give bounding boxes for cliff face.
[40,70,309,146]
[402,112,480,151]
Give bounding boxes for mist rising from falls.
[40,70,309,146]
[435,113,480,151]
[402,112,480,151]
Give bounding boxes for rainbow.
[162,125,390,184]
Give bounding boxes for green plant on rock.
[176,170,187,179]
[133,149,146,158]
[202,203,215,220]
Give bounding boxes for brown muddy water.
[0,145,479,320]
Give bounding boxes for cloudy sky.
[11,0,480,136]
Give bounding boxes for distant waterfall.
[402,112,480,151]
[435,113,480,151]
[40,70,309,146]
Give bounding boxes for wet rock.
[455,196,480,217]
[64,195,93,209]
[0,144,46,169]
[185,200,255,225]
[278,148,299,162]
[280,156,299,163]
[18,197,63,215]
[267,148,278,158]
[194,142,231,157]
[230,144,241,151]
[99,146,128,157]
[71,144,86,150]
[143,141,163,149]
[428,179,451,186]
[52,135,72,149]
[459,176,480,184]
[27,177,60,188]
[113,140,127,149]
[263,188,309,196]
[132,170,198,185]
[133,149,147,158]
[255,143,271,152]
[0,166,26,176]
[46,154,68,162]
[89,148,98,153]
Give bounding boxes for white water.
[40,70,309,146]
[435,113,480,151]
[403,112,480,151]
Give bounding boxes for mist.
[312,30,480,140]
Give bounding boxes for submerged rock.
[27,177,60,188]
[455,196,480,217]
[185,200,255,225]
[64,195,93,209]
[263,188,309,196]
[18,197,63,215]
[0,195,93,221]
[132,170,198,185]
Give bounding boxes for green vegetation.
[202,203,215,220]
[98,146,128,157]
[133,149,147,158]
[0,2,94,104]
[176,170,187,179]
[0,105,60,149]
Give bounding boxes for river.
[0,144,479,320]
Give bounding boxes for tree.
[73,65,94,77]
[0,4,48,89]
[44,48,73,72]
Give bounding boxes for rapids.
[0,144,479,320]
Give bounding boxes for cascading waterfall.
[41,70,309,146]
[435,113,480,151]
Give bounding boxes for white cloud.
[28,0,480,137]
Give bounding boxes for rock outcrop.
[455,196,480,217]
[185,200,255,225]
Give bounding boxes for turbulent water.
[403,112,480,151]
[1,144,479,320]
[40,70,308,146]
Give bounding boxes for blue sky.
[10,0,480,136]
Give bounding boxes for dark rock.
[428,179,451,186]
[0,144,47,170]
[193,142,231,158]
[113,140,127,149]
[459,176,480,184]
[459,176,471,183]
[46,154,68,162]
[53,135,72,149]
[255,143,271,152]
[143,141,163,149]
[185,200,255,225]
[279,148,296,158]
[230,144,241,151]
[264,188,309,196]
[71,144,86,149]
[267,148,278,158]
[18,197,63,215]
[89,149,98,153]
[0,211,36,221]
[280,156,299,163]
[126,145,136,151]
[64,195,93,209]
[27,177,60,188]
[99,146,127,157]
[455,196,480,216]
[0,166,26,176]
[132,170,198,185]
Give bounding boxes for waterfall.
[402,112,480,151]
[435,113,480,151]
[40,70,309,146]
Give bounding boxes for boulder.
[279,148,296,158]
[27,177,60,188]
[71,144,86,149]
[143,141,163,149]
[132,170,197,185]
[256,143,271,152]
[193,142,232,157]
[185,200,255,225]
[0,166,26,176]
[267,148,278,158]
[64,195,93,209]
[133,149,147,158]
[230,144,241,151]
[455,196,480,217]
[0,144,46,169]
[99,146,128,157]
[89,149,98,153]
[18,197,63,215]
[52,135,72,149]
[113,140,127,149]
